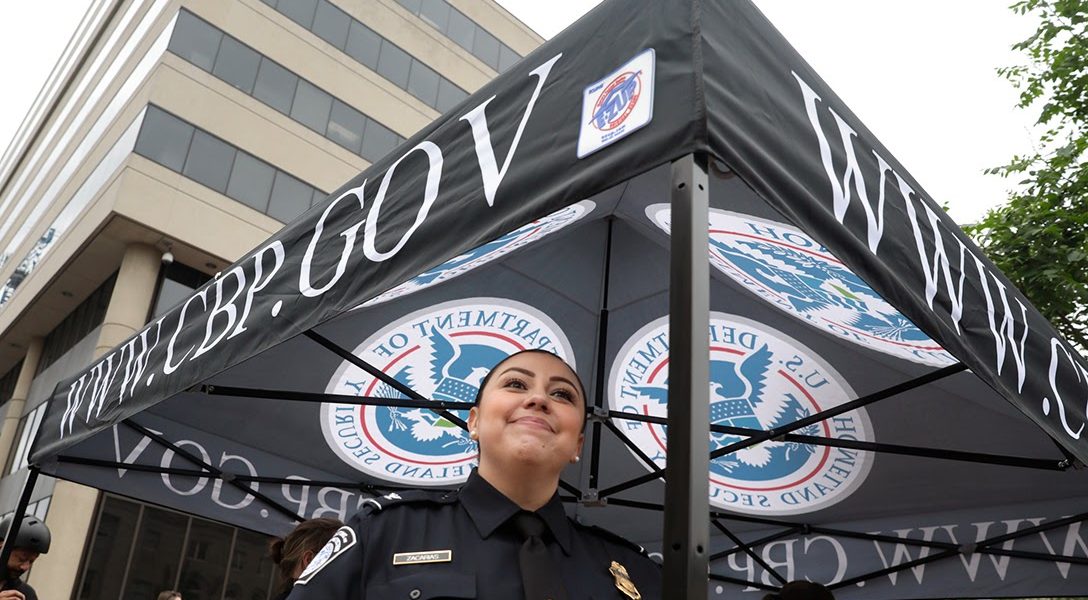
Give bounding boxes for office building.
[0,1,541,597]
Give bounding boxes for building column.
[29,242,161,600]
[95,242,162,355]
[0,339,43,473]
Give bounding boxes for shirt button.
[409,589,421,599]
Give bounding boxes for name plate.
[393,550,453,565]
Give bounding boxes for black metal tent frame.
[6,156,1084,595]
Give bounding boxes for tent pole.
[0,465,39,583]
[663,152,710,598]
[121,420,306,523]
[711,519,788,585]
[302,331,467,428]
[587,217,616,502]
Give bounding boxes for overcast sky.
[0,1,1039,225]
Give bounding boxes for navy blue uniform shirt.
[286,470,661,599]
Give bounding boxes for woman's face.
[468,352,585,473]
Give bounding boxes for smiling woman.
[286,350,662,600]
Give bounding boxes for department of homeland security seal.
[323,298,575,486]
[645,206,956,367]
[361,202,594,308]
[609,314,873,515]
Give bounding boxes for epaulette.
[358,488,459,516]
[573,520,652,557]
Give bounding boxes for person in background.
[763,580,835,600]
[270,517,344,600]
[155,591,182,600]
[0,514,50,600]
[286,349,662,599]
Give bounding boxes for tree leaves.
[965,0,1088,354]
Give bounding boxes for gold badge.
[392,549,453,565]
[609,561,641,599]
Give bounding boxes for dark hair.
[762,581,835,600]
[269,517,343,595]
[472,349,588,426]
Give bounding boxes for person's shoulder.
[350,488,460,523]
[570,519,656,561]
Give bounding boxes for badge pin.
[609,561,641,599]
[392,549,453,566]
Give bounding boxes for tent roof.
[26,1,1088,597]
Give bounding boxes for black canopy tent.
[14,0,1088,597]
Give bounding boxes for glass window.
[498,44,519,72]
[223,529,274,600]
[0,362,20,407]
[407,61,440,107]
[211,36,260,94]
[4,415,26,475]
[182,131,236,194]
[419,0,450,32]
[290,80,333,134]
[259,0,278,6]
[396,0,422,14]
[312,0,350,49]
[252,59,298,115]
[435,77,467,113]
[327,100,367,154]
[76,496,139,600]
[152,278,193,319]
[135,108,194,172]
[312,187,326,208]
[472,28,500,70]
[226,153,276,213]
[121,507,188,600]
[152,263,211,319]
[168,12,222,72]
[376,42,411,89]
[14,406,44,471]
[37,273,114,372]
[345,21,381,70]
[268,172,313,223]
[177,520,233,600]
[445,9,475,52]
[361,120,400,162]
[280,0,318,29]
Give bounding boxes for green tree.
[966,0,1088,352]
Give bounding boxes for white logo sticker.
[578,49,655,158]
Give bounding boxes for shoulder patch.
[295,525,357,585]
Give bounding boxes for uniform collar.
[460,469,573,555]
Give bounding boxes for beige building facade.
[0,1,541,597]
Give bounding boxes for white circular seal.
[609,313,873,515]
[646,206,956,367]
[323,298,575,485]
[361,201,594,307]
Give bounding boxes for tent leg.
[0,466,39,581]
[663,152,710,598]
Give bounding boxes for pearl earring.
[571,456,580,463]
[469,430,478,440]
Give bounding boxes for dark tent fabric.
[27,0,1088,597]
